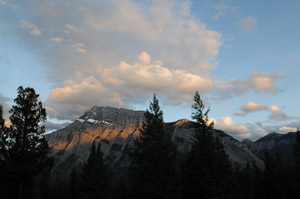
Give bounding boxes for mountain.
[242,132,297,162]
[45,106,264,176]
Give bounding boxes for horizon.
[1,0,300,141]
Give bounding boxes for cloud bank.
[1,0,283,139]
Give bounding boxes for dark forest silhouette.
[1,87,300,199]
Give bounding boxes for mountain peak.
[76,106,145,125]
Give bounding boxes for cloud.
[51,37,64,43]
[46,74,123,120]
[213,1,237,20]
[44,121,70,132]
[279,126,297,133]
[73,42,87,53]
[212,2,229,20]
[46,52,215,120]
[107,52,214,99]
[246,123,268,140]
[214,72,282,101]
[66,24,83,33]
[0,0,7,5]
[247,72,281,93]
[268,105,293,121]
[212,1,238,20]
[214,116,269,140]
[215,116,251,139]
[9,0,222,79]
[19,19,42,36]
[3,0,283,122]
[232,112,246,117]
[237,16,257,33]
[240,102,268,113]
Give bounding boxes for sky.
[0,0,300,141]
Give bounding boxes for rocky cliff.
[46,106,264,176]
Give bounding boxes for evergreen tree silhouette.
[0,104,11,199]
[0,86,52,199]
[181,91,233,199]
[81,141,111,199]
[129,94,177,199]
[294,130,300,179]
[0,105,4,129]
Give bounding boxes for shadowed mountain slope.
[242,132,298,162]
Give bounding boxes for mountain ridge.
[45,106,264,176]
[242,132,298,161]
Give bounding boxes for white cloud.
[4,0,283,122]
[247,72,281,93]
[51,37,64,43]
[212,2,230,20]
[19,19,42,36]
[46,74,123,120]
[246,123,268,141]
[107,52,214,99]
[237,16,257,34]
[30,28,42,36]
[0,0,7,5]
[214,72,282,101]
[44,121,70,132]
[279,126,297,133]
[66,24,82,33]
[73,42,87,53]
[46,52,215,120]
[268,105,292,121]
[138,51,151,64]
[215,116,251,139]
[240,102,268,113]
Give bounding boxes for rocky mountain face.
[45,106,264,176]
[242,132,297,162]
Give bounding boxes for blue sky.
[0,0,300,140]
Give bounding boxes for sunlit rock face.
[242,132,297,162]
[46,106,264,176]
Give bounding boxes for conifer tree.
[81,141,111,199]
[0,105,10,199]
[181,91,233,199]
[129,94,177,199]
[0,86,52,199]
[0,105,7,159]
[292,130,300,196]
[0,105,4,129]
[294,130,300,177]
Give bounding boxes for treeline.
[1,87,300,199]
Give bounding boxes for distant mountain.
[45,106,264,176]
[242,132,297,162]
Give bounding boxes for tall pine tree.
[0,86,52,199]
[129,94,177,199]
[293,129,300,197]
[81,141,111,199]
[294,129,300,177]
[0,105,10,199]
[181,91,233,199]
[0,105,4,129]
